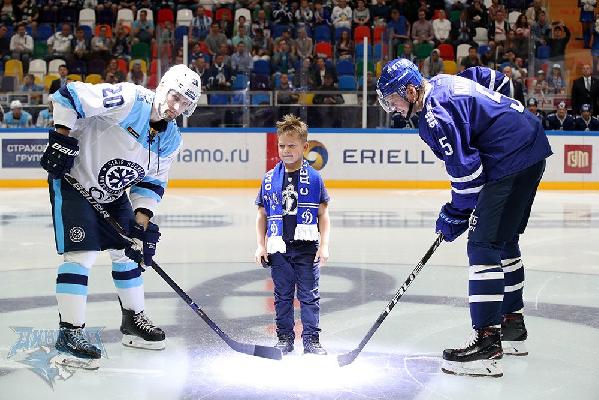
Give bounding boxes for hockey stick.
[337,233,443,367]
[62,173,282,361]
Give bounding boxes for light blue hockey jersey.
[2,110,33,128]
[418,74,553,210]
[51,82,182,213]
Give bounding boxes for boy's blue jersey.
[418,74,553,210]
[457,66,511,97]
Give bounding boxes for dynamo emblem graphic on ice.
[7,326,105,389]
[304,140,328,170]
[98,159,145,194]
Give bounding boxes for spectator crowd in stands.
[0,0,598,129]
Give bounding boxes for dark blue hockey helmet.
[376,58,423,114]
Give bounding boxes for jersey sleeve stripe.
[451,184,484,194]
[57,85,86,118]
[448,164,483,182]
[130,186,162,202]
[133,181,165,198]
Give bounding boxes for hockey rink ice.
[0,188,598,400]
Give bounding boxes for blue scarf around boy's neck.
[262,159,321,254]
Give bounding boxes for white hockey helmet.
[155,64,202,119]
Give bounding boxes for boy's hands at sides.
[315,245,329,267]
[255,245,269,268]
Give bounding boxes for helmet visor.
[377,89,404,114]
[168,89,193,114]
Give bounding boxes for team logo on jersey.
[301,209,314,224]
[282,183,298,216]
[304,140,328,170]
[425,109,438,128]
[98,159,145,194]
[69,227,85,243]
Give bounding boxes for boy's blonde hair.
[276,114,308,142]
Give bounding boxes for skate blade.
[502,340,528,356]
[55,354,100,370]
[441,359,503,377]
[122,335,165,350]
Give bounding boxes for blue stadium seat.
[335,27,350,41]
[336,60,354,76]
[354,44,372,60]
[252,94,270,105]
[80,25,93,41]
[209,94,229,104]
[536,45,550,60]
[338,75,357,90]
[272,23,290,39]
[232,73,249,90]
[36,24,54,41]
[314,25,331,42]
[175,26,188,44]
[252,59,270,75]
[477,45,489,57]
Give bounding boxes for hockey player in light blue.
[40,64,202,369]
[377,59,552,377]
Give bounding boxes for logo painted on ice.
[7,327,105,388]
[69,227,85,243]
[98,159,145,194]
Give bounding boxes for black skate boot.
[55,323,101,370]
[501,313,528,356]
[441,327,503,377]
[303,335,327,355]
[274,334,294,355]
[120,304,166,350]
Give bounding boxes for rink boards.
[0,128,597,189]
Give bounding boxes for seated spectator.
[526,97,546,126]
[276,73,299,118]
[531,11,551,47]
[295,27,313,59]
[546,101,575,130]
[421,48,444,78]
[468,0,489,29]
[231,42,253,74]
[160,20,174,44]
[272,0,293,24]
[499,48,517,70]
[252,28,271,59]
[271,38,298,74]
[506,28,528,60]
[251,9,272,38]
[487,0,504,22]
[481,40,502,67]
[335,29,353,60]
[452,9,476,48]
[531,69,549,96]
[460,46,482,71]
[217,42,232,67]
[502,65,525,104]
[96,2,116,25]
[16,0,38,30]
[574,104,599,130]
[0,0,16,26]
[488,8,509,47]
[10,23,33,69]
[398,41,417,63]
[512,57,528,82]
[132,9,154,44]
[312,73,344,128]
[127,60,147,86]
[274,29,297,52]
[370,0,390,27]
[21,73,43,91]
[547,63,566,95]
[104,58,126,84]
[296,0,314,27]
[113,25,131,61]
[206,23,228,57]
[294,56,315,89]
[433,9,451,45]
[353,0,370,27]
[411,10,434,46]
[332,0,352,29]
[313,0,332,27]
[513,14,531,38]
[49,64,69,94]
[312,57,337,88]
[91,25,114,62]
[36,101,53,128]
[47,23,73,61]
[388,9,411,47]
[0,24,10,63]
[232,25,252,50]
[2,100,32,128]
[206,54,232,90]
[72,27,91,62]
[190,7,212,42]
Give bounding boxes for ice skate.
[441,327,503,377]
[502,313,528,356]
[55,324,101,370]
[120,307,166,350]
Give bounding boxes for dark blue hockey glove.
[128,221,161,267]
[40,129,79,178]
[435,203,472,242]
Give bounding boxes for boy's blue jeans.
[269,241,320,342]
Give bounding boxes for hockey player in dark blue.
[546,101,576,130]
[377,59,553,377]
[574,103,599,130]
[457,66,510,97]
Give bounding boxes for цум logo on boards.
[564,145,592,174]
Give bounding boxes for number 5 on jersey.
[439,136,454,156]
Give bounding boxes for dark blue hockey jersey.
[545,113,576,130]
[573,115,599,131]
[457,66,511,97]
[418,74,553,210]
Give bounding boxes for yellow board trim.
[1,179,599,190]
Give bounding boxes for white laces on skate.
[457,329,478,349]
[67,328,94,350]
[134,312,158,333]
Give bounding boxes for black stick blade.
[337,348,361,367]
[226,339,283,360]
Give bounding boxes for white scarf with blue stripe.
[261,160,321,254]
